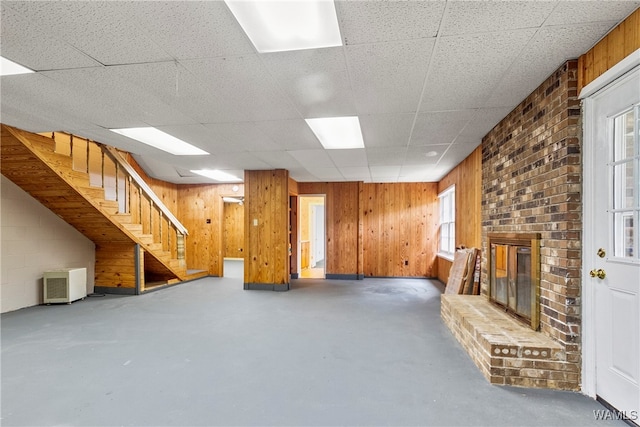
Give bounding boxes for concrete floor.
[0,277,626,427]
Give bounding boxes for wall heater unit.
[43,268,87,304]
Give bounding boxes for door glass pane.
[613,161,635,209]
[516,247,532,318]
[612,107,639,260]
[614,110,634,161]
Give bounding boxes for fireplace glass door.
[489,234,540,330]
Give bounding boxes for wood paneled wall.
[578,7,640,93]
[298,182,363,277]
[362,183,438,277]
[177,183,244,276]
[436,146,482,284]
[244,170,290,288]
[95,243,140,290]
[223,202,244,258]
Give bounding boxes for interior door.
[588,66,640,417]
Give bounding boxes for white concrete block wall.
[1,176,95,313]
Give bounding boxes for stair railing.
[47,132,187,263]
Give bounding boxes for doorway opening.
[299,195,325,279]
[222,196,244,279]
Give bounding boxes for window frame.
[438,185,456,261]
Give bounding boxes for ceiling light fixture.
[224,0,342,53]
[0,57,34,76]
[223,197,244,203]
[191,169,243,183]
[109,127,209,156]
[305,116,365,149]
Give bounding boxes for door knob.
[597,248,606,258]
[589,269,606,279]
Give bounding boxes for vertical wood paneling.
[244,170,289,286]
[362,183,438,277]
[436,146,482,284]
[577,8,640,92]
[177,183,244,276]
[298,182,361,277]
[95,243,139,289]
[223,202,244,258]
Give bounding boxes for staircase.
[1,124,206,294]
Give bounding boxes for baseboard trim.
[93,286,136,295]
[244,283,290,292]
[325,274,364,280]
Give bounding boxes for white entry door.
[585,64,640,418]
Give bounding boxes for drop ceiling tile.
[208,152,271,170]
[124,1,255,60]
[366,147,407,166]
[459,108,517,140]
[288,150,336,168]
[359,114,415,148]
[261,47,356,118]
[339,167,372,182]
[544,1,640,26]
[253,120,323,150]
[0,3,101,71]
[202,122,280,153]
[422,29,537,111]
[410,110,477,146]
[6,1,172,65]
[399,165,448,183]
[484,22,619,109]
[347,39,434,114]
[305,167,345,181]
[336,0,445,44]
[399,165,442,183]
[403,145,450,166]
[251,151,304,170]
[440,1,555,36]
[182,56,300,121]
[288,168,319,182]
[327,149,368,167]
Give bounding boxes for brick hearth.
[441,295,579,390]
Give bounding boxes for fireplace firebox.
[488,233,541,330]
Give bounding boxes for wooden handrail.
[102,146,188,236]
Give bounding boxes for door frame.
[581,48,640,398]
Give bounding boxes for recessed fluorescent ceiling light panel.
[191,169,243,182]
[110,127,209,156]
[224,0,342,53]
[0,57,34,76]
[305,116,364,149]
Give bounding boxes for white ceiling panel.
[261,47,356,118]
[404,145,450,166]
[422,29,537,111]
[440,1,555,36]
[1,1,637,184]
[336,0,445,44]
[5,1,172,65]
[359,114,415,148]
[327,149,368,167]
[410,110,478,146]
[124,1,255,60]
[305,167,345,181]
[339,166,372,182]
[0,3,102,71]
[251,151,304,170]
[182,56,300,122]
[484,22,619,109]
[253,120,322,151]
[347,39,434,114]
[366,147,407,166]
[544,1,640,26]
[288,150,336,168]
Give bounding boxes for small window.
[438,186,456,260]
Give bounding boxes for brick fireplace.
[442,60,582,390]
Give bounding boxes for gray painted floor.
[1,277,626,427]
